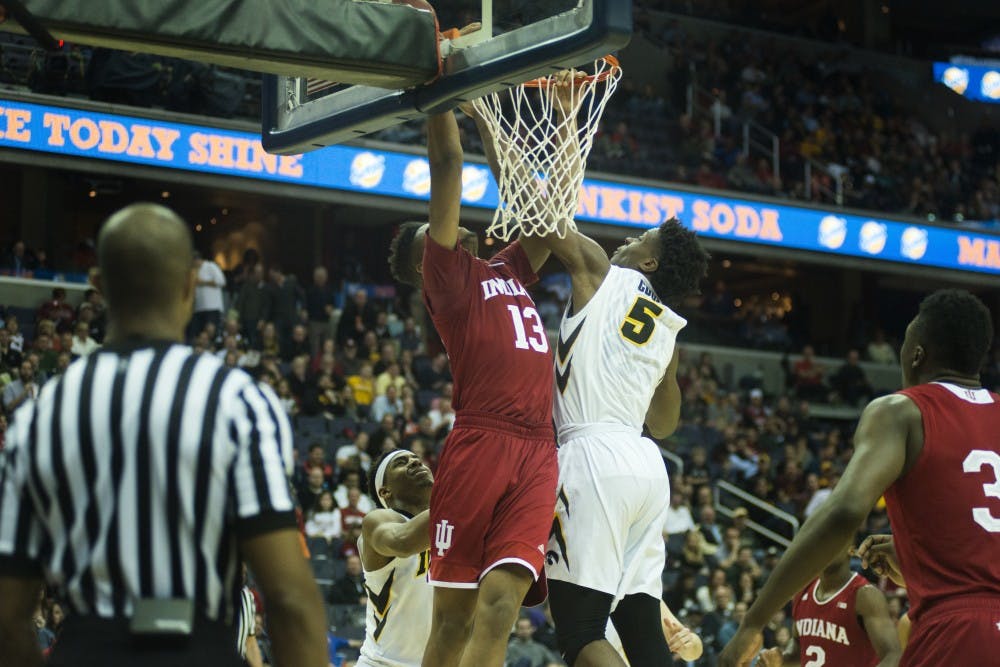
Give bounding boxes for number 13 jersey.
[886,382,1000,621]
[553,265,686,431]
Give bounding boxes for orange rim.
[521,55,620,88]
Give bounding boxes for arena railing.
[714,479,800,549]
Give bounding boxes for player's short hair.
[649,218,709,308]
[915,289,993,375]
[388,222,425,287]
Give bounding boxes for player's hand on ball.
[666,625,703,661]
[758,647,784,667]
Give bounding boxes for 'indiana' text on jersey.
[481,277,529,300]
[795,618,851,645]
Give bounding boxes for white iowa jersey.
[554,265,686,432]
[358,527,432,667]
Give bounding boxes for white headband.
[373,449,409,508]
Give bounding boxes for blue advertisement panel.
[1,96,998,275]
[934,61,1000,104]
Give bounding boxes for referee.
[0,204,328,667]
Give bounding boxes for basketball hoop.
[471,55,621,240]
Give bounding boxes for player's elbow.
[646,413,679,440]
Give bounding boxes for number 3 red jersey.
[422,238,553,426]
[792,573,879,667]
[885,382,1000,620]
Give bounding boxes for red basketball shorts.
[428,412,557,594]
[902,597,1000,667]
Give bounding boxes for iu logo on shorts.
[435,520,454,556]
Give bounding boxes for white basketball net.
[471,56,621,240]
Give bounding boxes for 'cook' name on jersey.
[481,277,529,301]
[637,279,661,304]
[796,618,851,645]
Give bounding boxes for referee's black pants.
[49,616,243,667]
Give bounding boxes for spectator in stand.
[829,349,874,406]
[32,332,58,376]
[398,316,422,353]
[370,384,403,423]
[336,432,373,475]
[505,616,564,667]
[2,240,34,276]
[725,546,762,589]
[82,289,107,342]
[305,266,336,357]
[0,328,19,376]
[190,251,227,340]
[286,355,311,403]
[866,329,896,364]
[328,555,367,605]
[414,351,450,392]
[282,324,310,363]
[792,345,826,401]
[70,321,100,357]
[275,379,297,416]
[303,443,335,483]
[268,264,302,352]
[701,585,736,655]
[336,289,378,346]
[339,487,368,537]
[334,470,376,513]
[4,315,24,356]
[235,263,272,349]
[346,361,376,416]
[375,361,408,398]
[698,505,724,549]
[665,490,697,536]
[36,287,75,333]
[426,397,456,435]
[297,466,328,514]
[338,338,363,376]
[3,360,37,414]
[304,490,343,545]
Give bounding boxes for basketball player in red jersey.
[388,108,559,667]
[758,548,900,666]
[721,289,999,667]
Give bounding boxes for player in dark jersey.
[388,108,559,667]
[758,548,899,667]
[720,289,998,667]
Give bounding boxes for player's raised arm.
[427,111,464,249]
[855,585,902,667]
[719,394,917,666]
[533,72,611,307]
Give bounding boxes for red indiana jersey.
[422,238,553,426]
[792,573,879,667]
[885,382,1000,620]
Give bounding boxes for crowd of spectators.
[3,9,998,229]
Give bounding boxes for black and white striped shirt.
[236,586,256,658]
[0,340,296,624]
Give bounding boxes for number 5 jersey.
[553,265,687,431]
